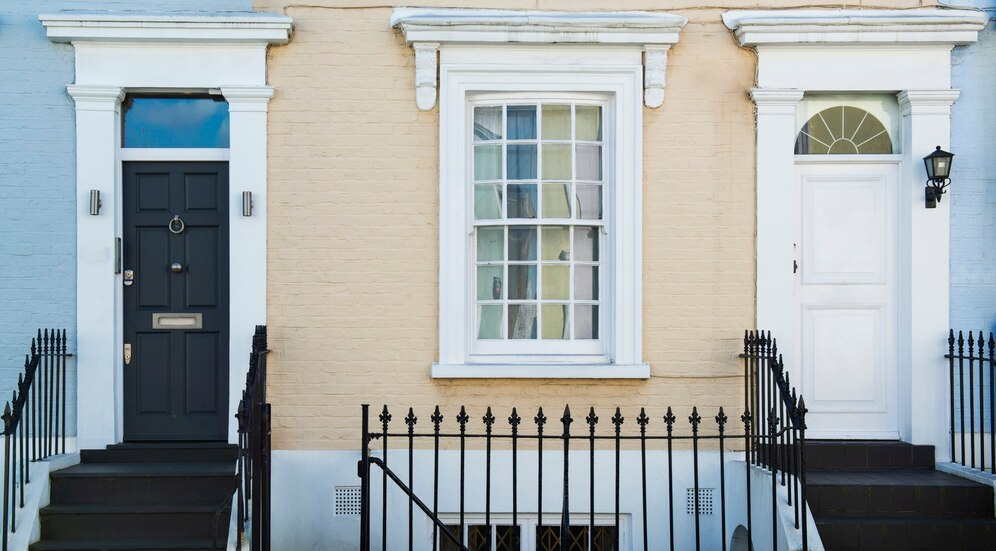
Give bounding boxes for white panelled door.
[794,161,899,439]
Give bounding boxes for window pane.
[508,265,537,300]
[507,144,538,180]
[507,184,538,219]
[475,145,502,181]
[593,526,619,551]
[122,96,229,148]
[576,184,602,220]
[541,226,570,261]
[576,105,602,141]
[477,266,503,300]
[468,525,491,551]
[474,106,502,141]
[541,266,569,299]
[508,227,537,260]
[542,144,572,180]
[575,305,598,339]
[508,304,537,339]
[477,306,503,339]
[477,227,504,262]
[542,304,570,339]
[542,184,571,218]
[574,227,599,261]
[542,105,571,140]
[507,105,536,139]
[575,265,598,300]
[441,526,464,551]
[495,525,521,551]
[577,144,602,181]
[475,184,502,219]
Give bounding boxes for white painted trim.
[52,13,288,449]
[742,8,974,458]
[723,9,986,46]
[391,8,685,110]
[431,363,650,379]
[118,148,230,161]
[40,12,292,44]
[435,47,644,379]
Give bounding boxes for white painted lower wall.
[272,450,820,551]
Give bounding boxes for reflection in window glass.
[123,96,230,148]
[472,102,604,342]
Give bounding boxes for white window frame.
[433,46,647,379]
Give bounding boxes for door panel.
[795,162,898,438]
[123,162,229,441]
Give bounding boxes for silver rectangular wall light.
[89,190,101,216]
[242,191,253,217]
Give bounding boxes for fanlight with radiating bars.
[795,106,893,155]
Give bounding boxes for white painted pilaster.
[751,88,803,360]
[221,85,273,444]
[69,84,125,450]
[898,89,959,459]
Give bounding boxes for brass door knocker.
[168,215,185,235]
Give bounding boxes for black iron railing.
[218,325,271,551]
[947,329,995,473]
[1,329,70,551]
[743,330,809,549]
[358,333,809,551]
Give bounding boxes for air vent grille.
[686,488,715,515]
[334,486,362,516]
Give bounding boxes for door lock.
[123,270,135,286]
[124,343,132,365]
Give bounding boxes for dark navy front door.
[123,162,230,441]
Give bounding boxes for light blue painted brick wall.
[0,0,252,437]
[949,14,996,335]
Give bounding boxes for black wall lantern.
[923,145,954,208]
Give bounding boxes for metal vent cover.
[686,488,715,515]
[334,486,362,516]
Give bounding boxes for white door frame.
[724,9,987,460]
[41,13,292,449]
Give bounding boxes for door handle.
[124,343,132,365]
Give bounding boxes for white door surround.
[794,160,900,439]
[41,12,293,449]
[724,8,986,459]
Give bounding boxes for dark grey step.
[30,538,221,551]
[83,443,237,464]
[816,516,996,551]
[51,464,235,505]
[807,469,994,519]
[39,504,230,540]
[807,440,934,470]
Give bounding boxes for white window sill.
[431,362,650,379]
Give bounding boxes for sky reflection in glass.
[123,96,230,148]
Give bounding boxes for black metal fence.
[1,329,70,551]
[357,330,808,551]
[219,325,271,551]
[947,330,995,473]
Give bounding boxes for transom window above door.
[795,106,892,155]
[122,95,230,148]
[472,102,604,344]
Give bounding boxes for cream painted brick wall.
[259,2,924,450]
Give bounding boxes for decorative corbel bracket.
[643,45,670,109]
[413,42,439,112]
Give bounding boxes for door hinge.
[793,260,798,274]
[123,343,132,365]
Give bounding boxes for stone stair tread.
[807,469,987,487]
[40,503,224,515]
[30,538,218,551]
[52,462,235,477]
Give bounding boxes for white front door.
[794,160,900,439]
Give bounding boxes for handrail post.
[360,404,371,551]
